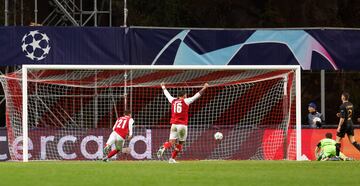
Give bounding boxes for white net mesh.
[0,67,298,160]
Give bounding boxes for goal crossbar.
[22,65,301,70]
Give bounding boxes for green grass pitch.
[0,160,359,186]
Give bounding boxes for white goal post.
[17,65,301,162]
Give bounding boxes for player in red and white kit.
[157,82,208,163]
[103,110,134,162]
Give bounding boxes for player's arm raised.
[161,82,175,103]
[185,83,209,105]
[199,83,209,95]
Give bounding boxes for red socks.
[171,144,182,159]
[163,142,182,159]
[171,151,179,159]
[107,149,119,159]
[163,141,172,149]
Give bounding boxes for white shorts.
[106,131,125,150]
[169,124,188,142]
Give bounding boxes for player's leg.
[319,152,340,161]
[347,135,360,151]
[316,149,323,161]
[336,128,346,156]
[169,125,187,163]
[339,152,353,161]
[157,124,177,158]
[335,137,342,156]
[103,132,116,157]
[320,157,329,161]
[346,125,360,152]
[106,139,124,159]
[157,139,176,158]
[326,147,342,161]
[103,134,124,161]
[170,141,184,160]
[319,151,331,161]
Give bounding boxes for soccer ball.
[21,30,51,61]
[214,132,223,140]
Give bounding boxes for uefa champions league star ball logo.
[21,30,51,61]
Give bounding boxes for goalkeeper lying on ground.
[315,133,353,161]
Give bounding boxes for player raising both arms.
[103,110,134,162]
[157,82,208,163]
[335,92,360,157]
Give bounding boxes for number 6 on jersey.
[174,102,182,113]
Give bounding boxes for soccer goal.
[0,65,301,162]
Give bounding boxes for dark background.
[2,0,360,27]
[302,71,360,127]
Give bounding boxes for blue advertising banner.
[0,27,127,65]
[130,28,338,69]
[0,26,360,69]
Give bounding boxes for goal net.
[0,65,301,161]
